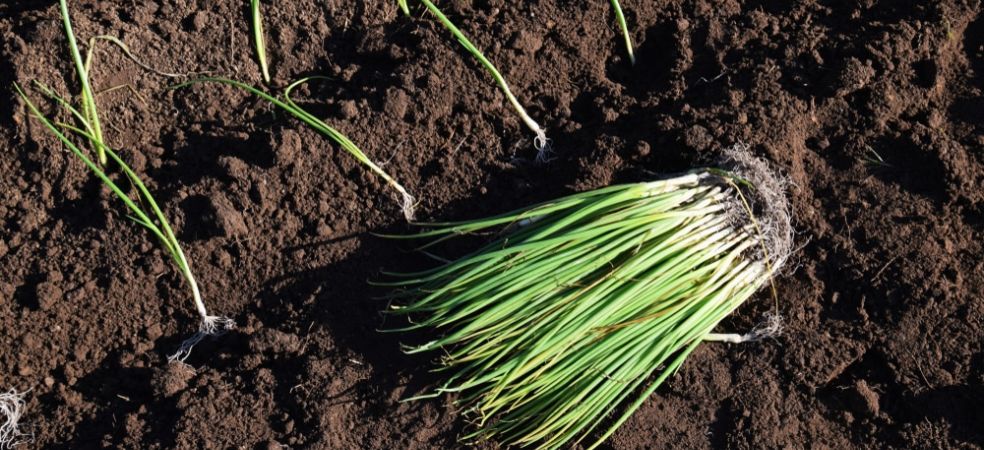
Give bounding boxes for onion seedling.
[178,77,417,220]
[18,1,232,362]
[0,389,30,449]
[399,0,551,162]
[251,0,272,83]
[15,82,234,362]
[380,148,793,449]
[609,0,635,65]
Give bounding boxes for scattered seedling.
[379,147,792,449]
[251,0,272,83]
[16,82,235,362]
[17,0,234,363]
[178,77,417,220]
[862,145,893,169]
[0,389,30,450]
[609,0,635,65]
[399,0,551,162]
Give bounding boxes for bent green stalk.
[15,82,233,362]
[380,150,793,449]
[85,35,189,79]
[251,0,272,83]
[178,77,416,220]
[609,0,635,65]
[400,0,550,162]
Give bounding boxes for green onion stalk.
[609,0,635,65]
[399,0,551,162]
[251,0,272,83]
[178,77,418,220]
[379,147,793,449]
[60,0,106,165]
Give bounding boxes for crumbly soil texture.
[2,0,983,448]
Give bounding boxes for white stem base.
[703,333,753,344]
[704,313,783,344]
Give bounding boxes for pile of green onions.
[381,149,792,449]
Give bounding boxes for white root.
[166,246,236,363]
[400,190,417,222]
[533,129,553,164]
[701,145,793,346]
[0,389,30,450]
[704,312,784,344]
[168,315,236,364]
[719,143,795,273]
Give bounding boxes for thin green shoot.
[403,0,551,162]
[862,145,892,169]
[85,35,190,79]
[251,0,272,83]
[380,149,793,449]
[177,77,417,220]
[15,82,233,362]
[60,0,106,165]
[609,0,635,65]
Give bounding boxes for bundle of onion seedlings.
[398,0,550,162]
[380,147,792,449]
[0,389,29,449]
[14,1,233,362]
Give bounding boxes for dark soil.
[2,0,983,448]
